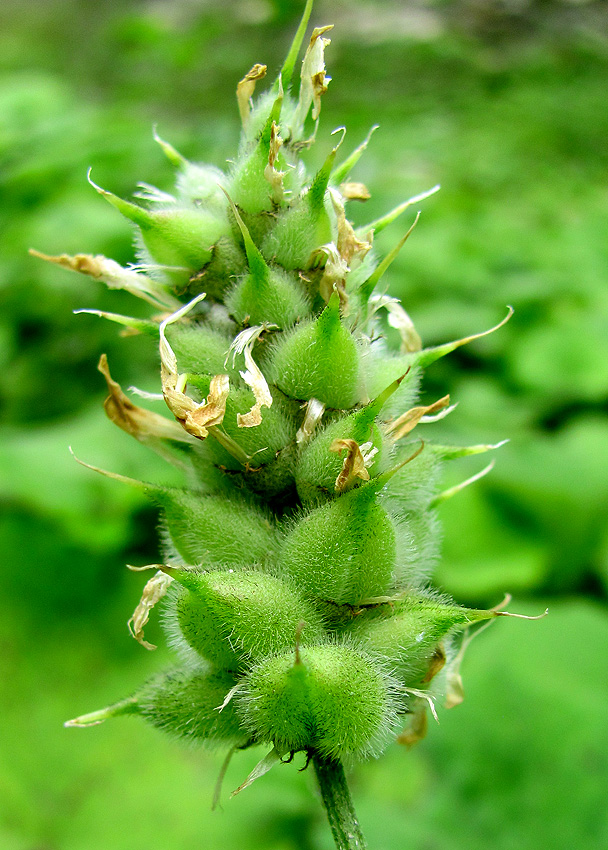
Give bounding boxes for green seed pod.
[359,345,420,411]
[90,177,231,288]
[224,201,311,328]
[175,162,228,213]
[185,379,298,472]
[383,443,443,513]
[150,487,278,567]
[237,643,398,760]
[227,266,310,329]
[166,323,234,377]
[166,569,325,669]
[136,667,247,747]
[350,593,496,688]
[230,93,283,215]
[181,234,248,301]
[268,293,360,409]
[261,142,337,270]
[152,132,230,217]
[278,479,396,606]
[64,667,247,749]
[295,422,384,505]
[294,380,402,504]
[237,439,299,503]
[220,387,297,465]
[260,194,332,271]
[229,146,275,216]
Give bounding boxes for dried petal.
[182,373,230,438]
[293,25,333,130]
[98,354,197,445]
[332,189,372,269]
[237,63,267,128]
[396,700,428,748]
[227,326,275,428]
[445,619,496,709]
[264,121,286,204]
[445,670,465,710]
[421,643,447,684]
[419,403,458,423]
[128,569,174,650]
[368,294,422,353]
[340,181,371,201]
[159,296,209,383]
[317,243,350,307]
[158,294,231,438]
[330,438,371,492]
[404,688,439,724]
[30,249,179,310]
[315,191,372,310]
[385,395,450,441]
[296,398,326,446]
[307,27,333,120]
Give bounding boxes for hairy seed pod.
[261,145,336,270]
[224,202,311,328]
[226,265,311,329]
[382,444,443,513]
[175,162,228,212]
[268,293,359,409]
[166,323,235,377]
[229,94,283,215]
[350,593,496,687]
[237,643,398,760]
[360,346,421,412]
[278,481,396,606]
[167,569,325,669]
[92,180,232,288]
[136,667,248,747]
[294,381,402,504]
[150,488,278,567]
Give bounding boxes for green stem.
[312,753,367,850]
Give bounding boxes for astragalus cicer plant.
[32,3,537,847]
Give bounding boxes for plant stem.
[312,753,367,850]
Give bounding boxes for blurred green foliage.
[1,1,607,848]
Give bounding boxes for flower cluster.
[35,0,528,813]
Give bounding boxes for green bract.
[50,2,521,841]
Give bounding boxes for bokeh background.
[1,0,607,847]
